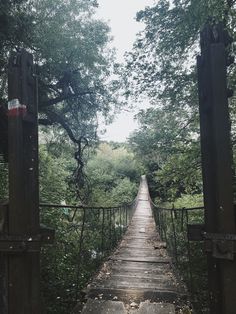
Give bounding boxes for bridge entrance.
[79,176,187,314]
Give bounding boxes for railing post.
[158,209,162,239]
[162,211,167,242]
[197,22,236,313]
[119,207,122,238]
[75,208,86,301]
[109,210,112,249]
[101,208,105,255]
[170,206,178,262]
[113,209,117,243]
[122,206,125,232]
[185,210,193,294]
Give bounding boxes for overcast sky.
[96,0,154,142]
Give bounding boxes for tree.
[125,0,235,104]
[0,0,33,77]
[0,0,122,146]
[85,142,142,206]
[126,0,236,201]
[129,108,202,201]
[0,0,124,198]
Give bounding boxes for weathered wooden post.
[7,49,41,313]
[0,202,8,314]
[0,49,43,313]
[197,22,236,314]
[0,49,54,314]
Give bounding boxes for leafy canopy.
[0,0,123,145]
[126,0,236,201]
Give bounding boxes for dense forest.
[1,0,236,313]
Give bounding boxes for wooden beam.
[7,49,41,314]
[197,23,236,314]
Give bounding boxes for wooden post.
[197,23,236,314]
[7,49,41,314]
[0,203,8,314]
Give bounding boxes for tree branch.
[40,91,94,108]
[44,109,80,144]
[38,118,53,126]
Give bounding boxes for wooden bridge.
[2,24,236,314]
[79,176,187,314]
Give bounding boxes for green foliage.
[39,143,76,204]
[39,141,140,313]
[127,0,236,204]
[129,107,202,201]
[126,0,235,103]
[85,142,142,206]
[171,193,203,209]
[39,141,77,313]
[0,0,33,76]
[0,0,123,145]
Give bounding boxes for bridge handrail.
[40,188,140,306]
[40,202,133,210]
[148,194,207,311]
[149,199,204,212]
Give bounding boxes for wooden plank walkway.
[79,176,188,313]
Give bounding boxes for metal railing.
[39,200,137,313]
[150,199,209,313]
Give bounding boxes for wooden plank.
[81,299,175,314]
[110,257,171,263]
[137,302,175,314]
[116,248,165,256]
[109,274,173,281]
[92,278,177,291]
[109,262,171,273]
[81,299,126,314]
[86,287,185,304]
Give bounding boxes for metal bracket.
[203,232,236,260]
[187,224,236,260]
[187,224,205,241]
[0,203,54,253]
[0,202,8,234]
[0,235,41,253]
[0,226,55,253]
